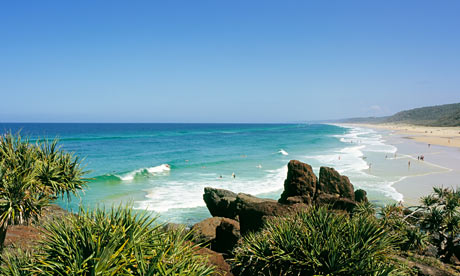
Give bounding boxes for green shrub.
[419,187,460,262]
[0,205,215,276]
[232,206,401,276]
[378,204,429,253]
[0,133,88,250]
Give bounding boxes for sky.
[1,1,459,123]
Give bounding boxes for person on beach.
[408,161,411,168]
[232,172,236,178]
[417,156,420,161]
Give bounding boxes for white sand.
[344,124,460,206]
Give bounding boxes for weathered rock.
[235,193,300,233]
[196,246,234,276]
[214,218,241,254]
[279,160,317,204]
[203,187,238,219]
[315,193,357,212]
[354,189,368,203]
[191,217,225,244]
[202,161,371,235]
[317,167,355,200]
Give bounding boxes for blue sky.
[1,1,459,123]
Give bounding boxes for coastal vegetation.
[0,134,459,275]
[0,206,215,276]
[340,102,460,126]
[0,133,87,251]
[232,205,399,275]
[231,191,460,276]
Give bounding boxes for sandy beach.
[340,123,460,206]
[349,123,460,148]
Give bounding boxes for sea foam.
[135,166,287,213]
[116,164,170,181]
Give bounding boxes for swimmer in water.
[232,172,236,178]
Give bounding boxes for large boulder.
[203,187,238,219]
[202,161,370,236]
[315,193,357,212]
[196,246,234,276]
[279,160,317,204]
[214,218,241,254]
[235,194,298,233]
[354,189,368,203]
[317,167,355,200]
[191,217,225,245]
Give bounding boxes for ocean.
[0,123,442,225]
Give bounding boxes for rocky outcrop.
[203,188,238,219]
[315,194,357,212]
[354,189,368,203]
[191,217,225,245]
[235,194,294,234]
[202,160,369,253]
[279,160,317,204]
[317,167,355,200]
[196,246,234,276]
[214,218,241,254]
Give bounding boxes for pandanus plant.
[0,133,88,251]
[419,187,460,262]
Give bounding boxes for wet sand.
[351,125,460,206]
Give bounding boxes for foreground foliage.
[0,133,87,250]
[419,187,460,262]
[0,206,215,276]
[232,206,401,276]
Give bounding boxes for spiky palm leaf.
[232,206,403,276]
[0,133,88,250]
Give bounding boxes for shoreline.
[337,123,460,206]
[344,123,460,148]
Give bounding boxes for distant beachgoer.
[421,155,424,161]
[232,172,235,178]
[408,161,411,168]
[385,155,388,159]
[256,164,262,168]
[369,163,372,171]
[219,175,222,179]
[417,156,420,161]
[338,156,341,160]
[428,144,431,148]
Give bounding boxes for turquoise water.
[2,123,435,225]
